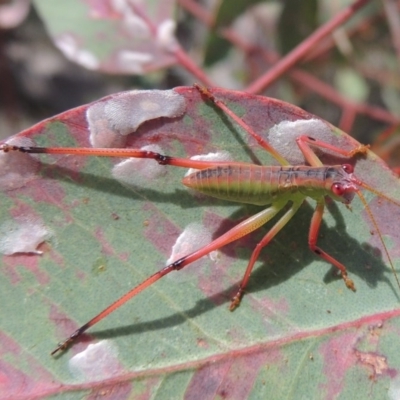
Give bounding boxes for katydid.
[1,85,399,356]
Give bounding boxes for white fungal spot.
[111,0,151,39]
[0,216,53,255]
[185,151,233,176]
[267,119,333,165]
[166,223,218,282]
[122,14,151,39]
[87,89,186,148]
[68,340,121,382]
[112,144,167,188]
[54,33,99,70]
[157,20,178,51]
[111,0,152,41]
[388,375,400,400]
[116,50,153,74]
[0,137,40,192]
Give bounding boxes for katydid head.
[328,164,357,204]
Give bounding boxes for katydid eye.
[332,183,345,196]
[342,164,353,174]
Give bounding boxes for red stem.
[245,0,372,94]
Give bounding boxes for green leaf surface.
[1,87,400,399]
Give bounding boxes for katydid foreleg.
[308,199,356,291]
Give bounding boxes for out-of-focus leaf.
[1,87,400,398]
[334,67,369,102]
[33,0,178,74]
[203,0,267,66]
[277,0,319,54]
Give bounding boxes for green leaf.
[1,87,400,398]
[277,0,318,54]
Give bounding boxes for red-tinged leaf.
[33,0,177,74]
[1,87,400,398]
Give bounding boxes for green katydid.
[1,85,399,356]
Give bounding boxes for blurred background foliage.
[0,0,399,166]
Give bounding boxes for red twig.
[245,0,372,94]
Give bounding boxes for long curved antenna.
[355,188,400,291]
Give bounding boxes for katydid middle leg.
[229,198,303,310]
[295,134,369,167]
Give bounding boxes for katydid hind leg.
[0,142,248,171]
[51,202,287,355]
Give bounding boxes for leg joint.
[155,153,171,165]
[171,258,185,270]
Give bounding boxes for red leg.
[230,198,303,310]
[308,199,356,291]
[0,142,255,171]
[296,134,369,167]
[51,201,288,355]
[194,85,290,166]
[2,86,291,169]
[193,86,368,169]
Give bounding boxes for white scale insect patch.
[267,119,333,165]
[112,144,167,189]
[166,223,218,283]
[68,340,121,382]
[0,216,53,255]
[0,137,40,192]
[86,89,186,148]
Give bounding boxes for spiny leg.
[0,142,253,171]
[51,203,286,355]
[2,86,291,168]
[194,85,369,169]
[230,199,303,310]
[295,134,369,167]
[308,199,356,291]
[194,84,290,166]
